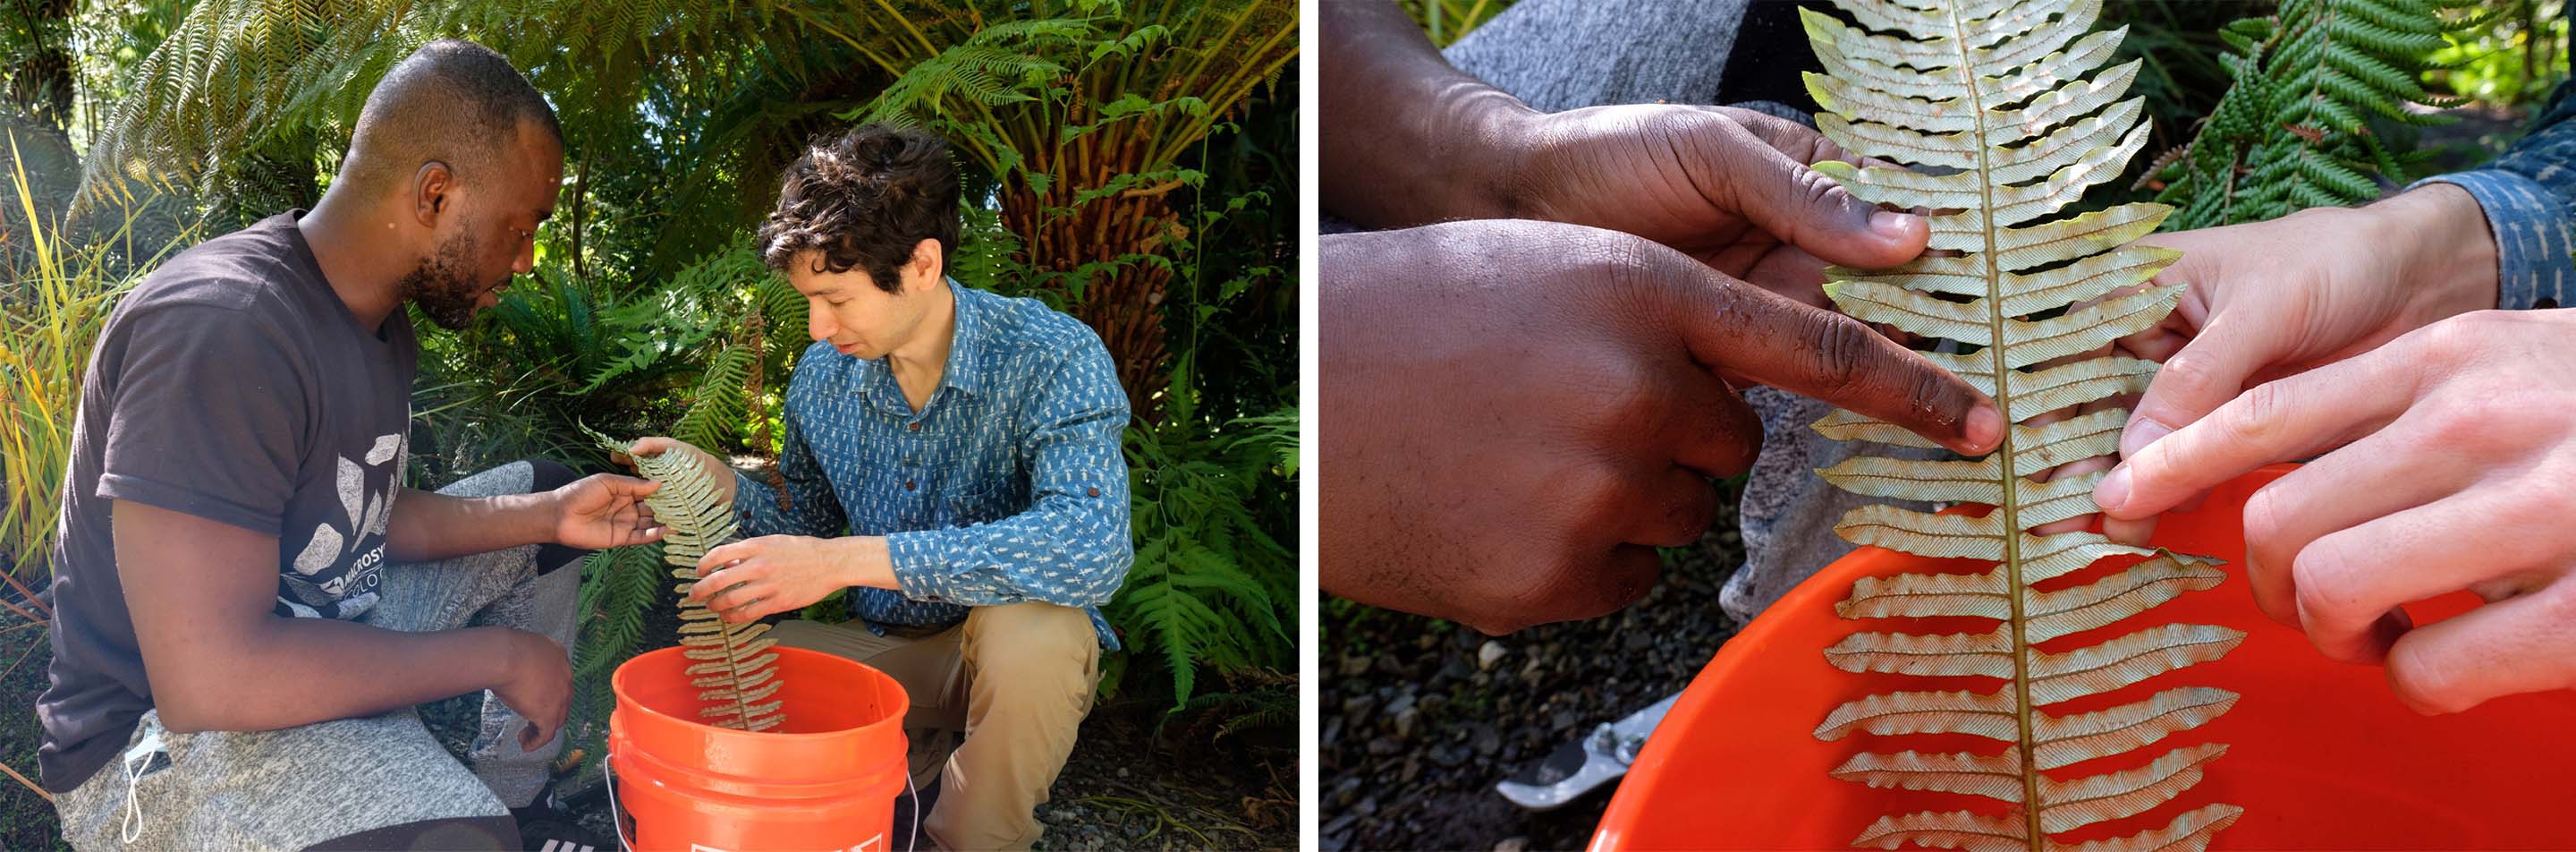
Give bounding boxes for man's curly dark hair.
[757,124,963,294]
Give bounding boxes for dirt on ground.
[1319,485,1749,852]
[0,618,66,851]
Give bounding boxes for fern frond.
[672,345,753,450]
[2151,0,2478,228]
[588,426,784,732]
[564,542,664,783]
[1805,1,2241,848]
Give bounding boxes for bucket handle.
[600,745,920,852]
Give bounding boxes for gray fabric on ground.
[52,461,578,851]
[1443,0,1755,114]
[1427,0,1948,623]
[1724,387,1943,624]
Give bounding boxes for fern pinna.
[1800,0,2245,848]
[589,428,786,732]
[2148,0,2497,229]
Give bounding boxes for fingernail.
[2121,417,2173,459]
[1962,405,2003,453]
[2094,466,2131,513]
[1869,210,1918,238]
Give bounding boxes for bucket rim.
[610,643,911,741]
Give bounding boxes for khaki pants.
[771,602,1099,851]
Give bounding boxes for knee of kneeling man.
[962,602,1099,678]
[519,457,581,494]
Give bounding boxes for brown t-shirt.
[36,212,417,792]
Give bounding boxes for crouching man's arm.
[382,473,665,563]
[118,500,570,746]
[689,346,1134,622]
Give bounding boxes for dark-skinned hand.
[1321,219,2001,635]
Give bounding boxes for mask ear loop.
[119,719,167,843]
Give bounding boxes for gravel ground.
[1320,481,1749,852]
[0,620,65,852]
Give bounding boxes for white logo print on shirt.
[281,431,404,618]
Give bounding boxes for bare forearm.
[1319,0,1535,226]
[154,619,523,733]
[385,487,557,562]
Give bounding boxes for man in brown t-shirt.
[37,40,663,851]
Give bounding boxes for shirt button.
[907,422,920,431]
[1086,486,1101,498]
[904,480,917,490]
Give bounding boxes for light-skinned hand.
[2095,309,2576,714]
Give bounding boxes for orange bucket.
[1593,464,2576,850]
[608,644,911,852]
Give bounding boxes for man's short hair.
[343,39,561,194]
[758,124,962,293]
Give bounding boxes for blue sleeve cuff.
[2412,169,2575,311]
[732,468,780,535]
[885,529,950,602]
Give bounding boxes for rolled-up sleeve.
[2412,84,2576,311]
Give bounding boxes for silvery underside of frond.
[1800,0,2244,848]
[590,429,787,733]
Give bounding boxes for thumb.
[1721,133,1928,269]
[1650,254,2000,455]
[2123,316,2283,459]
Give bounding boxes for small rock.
[1339,655,1372,677]
[1368,735,1402,756]
[1471,727,1502,757]
[1495,838,1531,852]
[1394,706,1419,739]
[1439,657,1474,682]
[1342,694,1378,722]
[1478,640,1506,670]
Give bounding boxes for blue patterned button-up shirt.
[2415,81,2576,311]
[732,279,1133,650]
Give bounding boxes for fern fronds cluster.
[1110,402,1297,705]
[1802,0,2243,847]
[588,427,784,732]
[2149,0,2499,228]
[564,542,664,778]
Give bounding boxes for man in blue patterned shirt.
[631,124,1131,850]
[2079,84,2576,718]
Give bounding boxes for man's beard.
[397,226,496,331]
